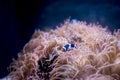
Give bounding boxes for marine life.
[118,40,120,50]
[63,43,76,52]
[8,20,120,80]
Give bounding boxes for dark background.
[0,0,120,78]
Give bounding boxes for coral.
[8,20,120,80]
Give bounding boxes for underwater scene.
[0,0,120,80]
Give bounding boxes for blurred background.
[0,0,120,78]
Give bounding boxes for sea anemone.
[8,20,120,80]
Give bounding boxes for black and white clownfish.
[63,43,76,52]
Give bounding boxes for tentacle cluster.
[8,20,120,80]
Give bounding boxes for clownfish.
[63,43,76,52]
